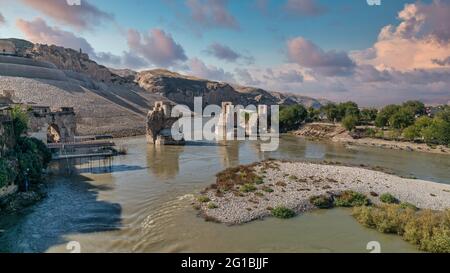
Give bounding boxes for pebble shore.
[198,161,450,225]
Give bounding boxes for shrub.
[400,202,419,211]
[380,193,399,204]
[0,158,15,188]
[342,115,359,131]
[262,186,274,193]
[310,195,334,209]
[197,196,210,203]
[272,207,296,219]
[353,206,450,253]
[207,203,219,209]
[279,105,308,132]
[334,191,370,207]
[254,177,264,185]
[240,183,257,193]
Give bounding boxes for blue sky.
[0,0,449,106]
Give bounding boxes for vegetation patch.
[353,205,450,253]
[334,191,370,207]
[262,186,274,193]
[380,193,400,204]
[207,203,219,209]
[310,195,334,209]
[197,196,210,203]
[271,207,296,219]
[240,183,257,193]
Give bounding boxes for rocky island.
[197,160,450,225]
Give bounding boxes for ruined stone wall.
[27,106,77,143]
[146,101,185,145]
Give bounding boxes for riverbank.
[293,123,450,155]
[0,182,47,215]
[196,160,450,225]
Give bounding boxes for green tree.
[389,109,415,130]
[342,115,359,131]
[436,106,450,123]
[375,104,401,128]
[402,100,426,116]
[279,104,308,132]
[322,103,339,123]
[306,107,320,122]
[338,101,360,120]
[361,108,378,123]
[10,106,29,139]
[422,118,450,145]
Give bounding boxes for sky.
[0,0,449,106]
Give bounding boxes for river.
[1,135,449,253]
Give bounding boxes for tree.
[422,118,450,145]
[402,101,426,116]
[307,107,320,122]
[10,106,29,139]
[436,106,450,123]
[338,101,360,120]
[361,108,378,123]
[375,104,401,128]
[322,103,339,123]
[389,109,415,130]
[342,115,359,131]
[279,104,308,132]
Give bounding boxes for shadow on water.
[0,174,122,253]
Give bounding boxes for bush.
[400,202,419,211]
[240,183,257,193]
[207,203,219,209]
[310,195,334,209]
[0,158,16,188]
[342,115,359,131]
[334,191,370,207]
[272,207,296,219]
[380,193,399,204]
[262,186,274,193]
[279,105,308,132]
[197,196,210,203]
[353,205,450,253]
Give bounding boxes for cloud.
[432,56,450,66]
[287,37,355,76]
[127,28,187,67]
[16,17,95,55]
[185,0,239,30]
[0,13,5,25]
[204,42,254,64]
[353,1,450,71]
[185,57,235,82]
[19,0,113,30]
[16,17,149,70]
[284,0,327,17]
[235,68,261,86]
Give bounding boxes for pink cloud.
[16,17,95,54]
[354,1,450,71]
[287,37,355,76]
[20,0,113,30]
[127,28,187,67]
[185,57,235,82]
[186,0,239,30]
[284,0,326,17]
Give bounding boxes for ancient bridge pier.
[146,101,185,145]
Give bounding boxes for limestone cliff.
[135,69,328,110]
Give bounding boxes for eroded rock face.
[136,69,328,110]
[146,102,185,145]
[28,44,112,83]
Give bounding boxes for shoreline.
[292,123,450,156]
[196,160,450,225]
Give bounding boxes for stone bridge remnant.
[146,101,185,145]
[1,90,77,143]
[27,105,77,143]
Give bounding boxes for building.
[0,40,17,56]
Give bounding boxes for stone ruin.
[146,101,185,145]
[0,90,77,143]
[26,105,77,143]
